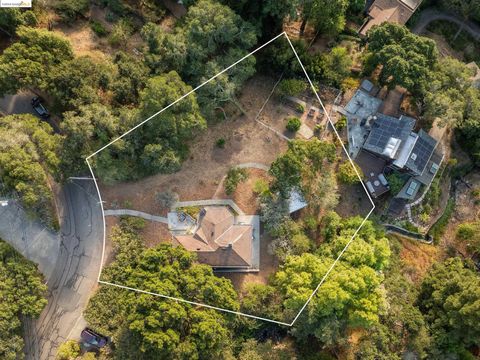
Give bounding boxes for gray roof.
[363,114,415,157]
[404,130,437,175]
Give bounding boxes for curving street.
[412,8,480,40]
[17,179,103,360]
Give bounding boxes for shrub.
[108,19,132,47]
[253,179,269,196]
[341,77,359,91]
[286,117,301,132]
[386,172,407,195]
[296,103,305,113]
[277,78,307,97]
[335,115,347,131]
[456,223,476,240]
[53,0,89,22]
[337,161,362,184]
[155,190,179,209]
[120,216,146,232]
[225,167,248,195]
[56,340,80,360]
[215,138,226,148]
[90,20,108,37]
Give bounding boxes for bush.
[337,161,362,184]
[286,117,301,132]
[90,20,108,37]
[215,138,226,148]
[155,190,179,209]
[335,115,347,131]
[456,223,476,240]
[108,19,132,47]
[296,103,305,113]
[386,172,407,195]
[53,0,89,22]
[277,78,307,97]
[120,216,146,232]
[253,179,270,196]
[56,340,80,360]
[225,167,248,195]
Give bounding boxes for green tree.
[365,23,437,94]
[322,47,352,87]
[277,79,307,98]
[304,0,348,36]
[53,0,89,22]
[0,239,47,360]
[439,0,480,22]
[60,103,120,178]
[85,226,239,360]
[56,340,80,360]
[0,114,61,225]
[0,26,73,95]
[337,161,362,184]
[48,56,116,111]
[286,117,301,132]
[417,257,480,357]
[224,167,248,195]
[112,51,149,105]
[0,8,37,35]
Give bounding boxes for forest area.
[0,0,479,360]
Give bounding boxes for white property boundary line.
[85,31,375,327]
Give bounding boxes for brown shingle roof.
[173,206,253,268]
[359,0,422,36]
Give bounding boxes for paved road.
[412,8,480,40]
[0,201,60,280]
[17,179,103,360]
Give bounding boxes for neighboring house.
[343,80,443,215]
[359,0,423,36]
[168,206,259,272]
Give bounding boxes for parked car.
[31,96,50,119]
[80,328,109,349]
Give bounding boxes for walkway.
[104,209,168,223]
[383,224,433,244]
[412,8,480,40]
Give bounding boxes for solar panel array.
[407,131,436,174]
[364,115,412,154]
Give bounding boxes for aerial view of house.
[0,1,479,360]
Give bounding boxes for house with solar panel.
[341,79,444,216]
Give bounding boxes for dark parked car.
[80,328,109,349]
[31,96,50,119]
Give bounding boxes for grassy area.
[428,198,455,244]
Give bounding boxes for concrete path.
[19,179,104,359]
[412,8,480,40]
[104,209,168,223]
[173,199,245,215]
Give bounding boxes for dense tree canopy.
[85,222,239,360]
[365,23,437,94]
[0,26,73,95]
[0,114,61,226]
[274,215,390,345]
[0,8,37,35]
[0,239,47,360]
[417,257,480,357]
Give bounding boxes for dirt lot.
[100,75,289,215]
